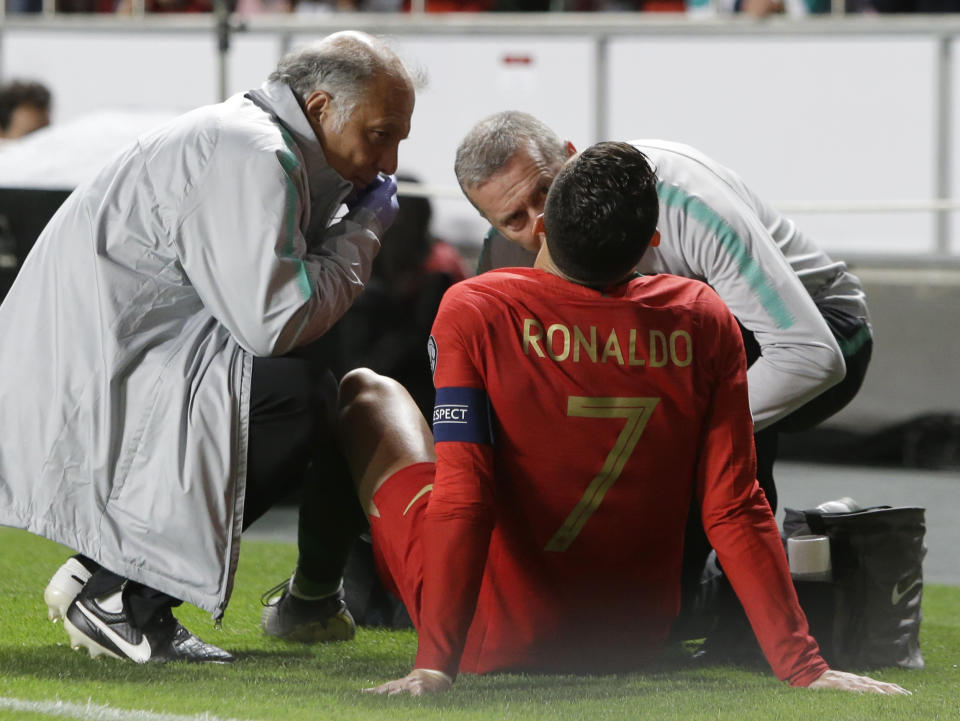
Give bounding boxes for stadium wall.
[1,15,958,427]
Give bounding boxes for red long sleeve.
[697,310,828,687]
[414,441,496,677]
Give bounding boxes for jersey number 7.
[545,396,660,552]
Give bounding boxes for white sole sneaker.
[63,615,124,660]
[44,557,93,623]
[63,591,235,664]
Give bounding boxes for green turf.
[1,526,956,721]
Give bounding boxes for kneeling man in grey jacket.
[0,31,417,663]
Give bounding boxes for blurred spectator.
[291,0,395,12]
[53,0,114,10]
[0,80,54,303]
[568,0,684,9]
[494,0,551,6]
[5,0,42,13]
[739,0,829,14]
[290,0,492,10]
[405,0,493,8]
[235,0,290,14]
[114,0,232,12]
[0,81,51,142]
[685,0,828,18]
[326,176,469,419]
[853,0,959,11]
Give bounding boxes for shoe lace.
[260,578,291,607]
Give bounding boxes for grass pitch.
[1,526,957,721]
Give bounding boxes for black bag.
[782,505,926,670]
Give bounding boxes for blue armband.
[432,386,494,445]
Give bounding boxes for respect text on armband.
[433,386,494,444]
[521,318,693,368]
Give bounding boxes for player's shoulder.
[629,273,729,317]
[448,267,540,298]
[438,268,540,321]
[431,270,529,344]
[630,275,740,349]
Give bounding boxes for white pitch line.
[0,697,265,721]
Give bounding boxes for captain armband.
[432,387,494,445]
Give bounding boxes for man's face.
[307,72,414,192]
[3,103,50,140]
[465,146,563,253]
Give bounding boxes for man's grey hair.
[454,111,568,193]
[269,32,421,133]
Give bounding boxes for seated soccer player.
[336,142,906,696]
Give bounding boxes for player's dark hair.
[0,81,51,133]
[543,141,659,287]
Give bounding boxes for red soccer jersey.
[415,267,826,685]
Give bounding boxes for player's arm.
[364,438,494,697]
[677,183,844,430]
[696,302,907,694]
[416,432,495,675]
[366,288,496,696]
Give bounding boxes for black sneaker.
[64,587,234,664]
[152,618,236,664]
[260,578,356,643]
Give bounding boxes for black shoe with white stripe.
[64,587,234,664]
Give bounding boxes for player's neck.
[534,242,635,293]
[533,243,578,284]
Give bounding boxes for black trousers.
[676,307,873,635]
[82,345,361,626]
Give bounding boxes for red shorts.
[368,461,435,629]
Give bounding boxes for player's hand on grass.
[363,668,453,696]
[808,669,910,695]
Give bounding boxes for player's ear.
[649,229,661,248]
[565,141,577,158]
[534,214,546,239]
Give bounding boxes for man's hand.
[348,174,399,235]
[363,668,453,697]
[808,669,911,695]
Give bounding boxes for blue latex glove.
[348,174,399,235]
